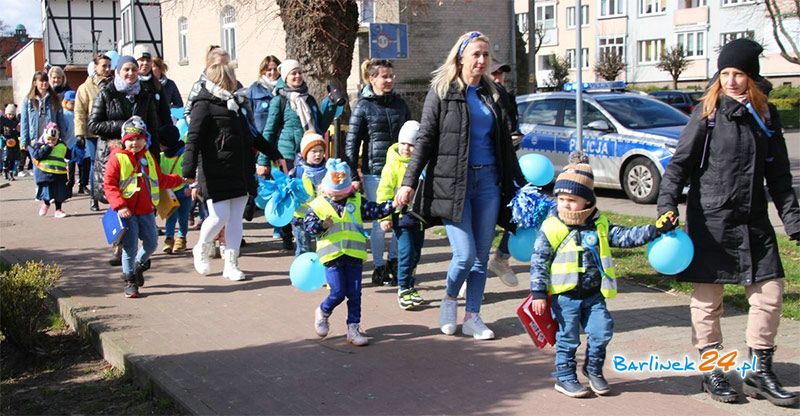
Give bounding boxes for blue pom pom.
[510,184,555,230]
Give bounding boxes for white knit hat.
[398,120,420,145]
[300,130,325,158]
[4,104,16,115]
[278,59,302,82]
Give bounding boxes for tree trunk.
[673,76,678,90]
[276,0,359,101]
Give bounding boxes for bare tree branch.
[764,0,800,65]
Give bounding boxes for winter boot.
[582,360,611,395]
[742,347,799,407]
[173,237,187,252]
[133,259,151,287]
[346,323,369,346]
[193,242,214,275]
[222,248,246,281]
[699,344,739,403]
[314,306,330,338]
[162,237,175,254]
[122,273,139,298]
[371,265,386,286]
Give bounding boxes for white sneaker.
[462,314,495,340]
[192,242,213,275]
[488,254,518,287]
[222,248,246,281]
[314,306,329,337]
[346,323,369,346]
[439,297,458,335]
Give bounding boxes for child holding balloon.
[529,152,663,398]
[304,159,398,346]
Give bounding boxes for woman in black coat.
[395,32,524,341]
[183,60,283,281]
[657,39,799,407]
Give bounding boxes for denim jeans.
[362,174,397,267]
[551,292,614,380]
[320,258,363,324]
[293,221,316,256]
[120,212,158,275]
[165,189,192,238]
[443,165,500,313]
[394,225,425,290]
[85,138,97,196]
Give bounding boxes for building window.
[359,0,375,24]
[677,31,705,57]
[178,17,188,63]
[567,48,590,69]
[220,6,237,61]
[722,0,754,5]
[516,12,529,32]
[599,0,625,17]
[720,31,754,45]
[639,0,666,15]
[679,0,707,8]
[566,5,589,28]
[539,54,556,71]
[599,36,625,59]
[122,8,132,44]
[638,39,664,63]
[536,4,557,29]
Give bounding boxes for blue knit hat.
[116,55,138,73]
[63,90,76,102]
[553,151,595,204]
[321,158,353,198]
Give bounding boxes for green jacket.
[377,143,410,220]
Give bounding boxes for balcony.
[674,6,708,26]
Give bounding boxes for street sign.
[369,23,408,60]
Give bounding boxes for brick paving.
[1,176,798,415]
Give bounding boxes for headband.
[457,32,482,58]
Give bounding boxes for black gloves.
[656,210,679,235]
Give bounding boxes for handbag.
[156,188,180,219]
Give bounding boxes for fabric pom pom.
[255,168,310,214]
[510,184,555,230]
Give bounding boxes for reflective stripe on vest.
[294,174,317,218]
[159,152,185,192]
[310,193,367,263]
[117,152,160,206]
[541,214,617,298]
[35,143,68,174]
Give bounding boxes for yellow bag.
[156,188,180,220]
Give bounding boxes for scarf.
[139,73,152,82]
[205,79,241,112]
[114,76,141,98]
[278,83,315,132]
[728,93,748,103]
[558,206,596,226]
[159,76,168,86]
[258,75,278,93]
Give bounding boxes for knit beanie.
[398,120,420,145]
[4,104,16,115]
[717,38,763,79]
[63,90,76,102]
[121,116,147,142]
[320,158,353,199]
[116,55,138,74]
[278,59,302,82]
[159,124,181,149]
[300,130,325,159]
[553,151,595,204]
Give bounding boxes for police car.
[516,81,690,204]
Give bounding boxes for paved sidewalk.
[1,177,798,415]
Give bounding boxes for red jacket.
[104,148,183,215]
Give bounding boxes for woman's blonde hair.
[701,73,769,121]
[206,61,238,92]
[430,31,497,100]
[205,45,230,68]
[152,57,168,73]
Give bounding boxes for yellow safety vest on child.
[34,142,68,174]
[309,193,367,263]
[117,152,160,205]
[159,152,185,192]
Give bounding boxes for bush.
[770,84,800,100]
[0,261,62,350]
[626,84,668,93]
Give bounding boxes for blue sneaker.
[582,364,611,395]
[555,378,590,398]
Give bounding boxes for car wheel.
[622,157,661,204]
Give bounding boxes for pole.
[527,0,537,93]
[575,0,583,152]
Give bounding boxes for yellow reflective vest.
[117,152,160,205]
[309,193,367,263]
[540,214,617,298]
[34,142,68,174]
[159,151,185,192]
[293,174,317,218]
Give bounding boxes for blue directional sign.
[369,23,408,60]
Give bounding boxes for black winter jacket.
[345,86,411,179]
[182,87,281,202]
[401,81,525,230]
[140,74,173,128]
[658,95,800,285]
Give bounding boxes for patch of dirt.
[1,327,182,415]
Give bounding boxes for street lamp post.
[575,0,583,152]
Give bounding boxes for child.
[377,120,426,309]
[159,125,192,254]
[529,152,661,398]
[61,91,77,196]
[104,116,183,298]
[1,104,20,180]
[305,159,397,346]
[290,130,328,256]
[31,123,71,218]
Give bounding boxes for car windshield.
[596,96,689,129]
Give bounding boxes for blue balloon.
[105,50,119,69]
[290,252,326,292]
[508,227,538,262]
[647,229,694,275]
[176,118,189,141]
[170,107,185,120]
[519,153,555,186]
[265,196,294,227]
[87,61,95,76]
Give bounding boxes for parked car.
[649,90,703,114]
[516,83,690,204]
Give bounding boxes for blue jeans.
[293,221,315,256]
[394,225,425,290]
[120,213,158,276]
[165,189,192,238]
[551,292,614,380]
[362,174,397,267]
[320,258,363,324]
[443,165,500,313]
[85,138,97,196]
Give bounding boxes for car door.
[516,98,564,166]
[561,99,617,186]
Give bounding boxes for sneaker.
[462,314,495,340]
[90,200,100,211]
[54,209,67,218]
[272,229,282,239]
[439,297,458,335]
[314,306,330,338]
[555,378,590,398]
[38,203,49,217]
[488,254,518,287]
[385,259,398,286]
[346,323,369,346]
[173,237,186,252]
[409,289,425,306]
[371,266,386,286]
[134,260,150,287]
[124,281,139,298]
[582,364,611,395]
[162,237,175,254]
[398,289,415,310]
[193,242,213,275]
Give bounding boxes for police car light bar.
[563,81,626,92]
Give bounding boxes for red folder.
[516,293,557,348]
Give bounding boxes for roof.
[7,39,41,62]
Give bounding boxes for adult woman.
[20,72,65,176]
[152,57,184,110]
[183,60,283,280]
[259,59,340,251]
[248,55,281,134]
[395,32,524,340]
[657,38,799,407]
[184,46,234,122]
[345,59,411,286]
[48,66,72,99]
[134,45,172,128]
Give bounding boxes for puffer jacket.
[376,143,417,226]
[139,73,173,128]
[401,81,525,230]
[75,74,110,137]
[248,80,276,134]
[345,85,411,179]
[20,94,64,148]
[658,94,800,285]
